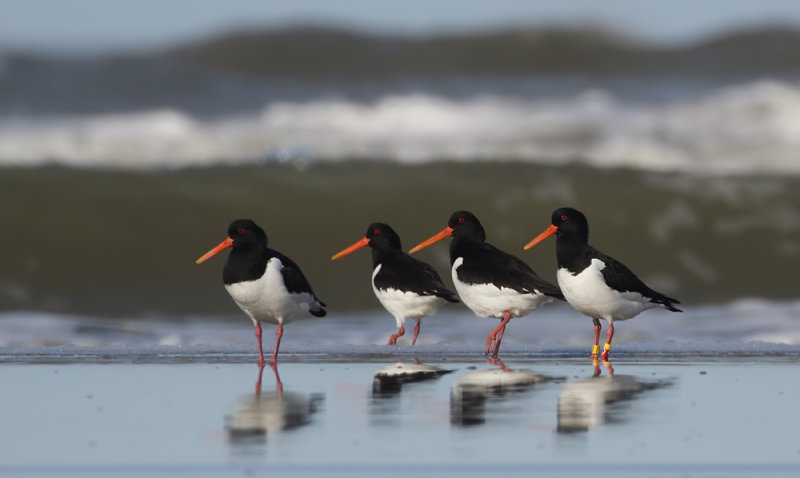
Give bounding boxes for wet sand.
[0,353,799,477]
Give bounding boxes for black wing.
[595,248,681,312]
[375,253,460,302]
[456,243,564,300]
[270,249,328,307]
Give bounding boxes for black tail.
[438,290,461,303]
[310,298,327,317]
[654,295,682,313]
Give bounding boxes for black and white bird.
[410,211,563,358]
[196,219,327,364]
[332,223,459,345]
[524,207,681,361]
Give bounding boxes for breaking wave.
[1,80,799,175]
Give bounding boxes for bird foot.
[593,359,614,376]
[486,357,510,371]
[387,326,404,345]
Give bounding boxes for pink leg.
[591,318,602,358]
[388,325,405,345]
[411,321,421,345]
[492,312,511,359]
[486,311,511,358]
[600,322,614,362]
[269,323,283,364]
[254,322,266,366]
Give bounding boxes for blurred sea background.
[1,0,799,348]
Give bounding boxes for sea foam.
[1,80,799,175]
[1,299,799,359]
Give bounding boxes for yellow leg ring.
[592,345,600,354]
[604,343,611,351]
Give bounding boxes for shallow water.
[1,355,798,477]
[3,299,800,353]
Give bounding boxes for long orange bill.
[409,226,454,253]
[523,224,558,250]
[331,236,371,260]
[196,237,234,264]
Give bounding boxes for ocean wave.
[1,80,799,174]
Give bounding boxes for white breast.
[557,258,654,322]
[224,257,317,325]
[371,264,446,327]
[451,257,550,319]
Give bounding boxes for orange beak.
[196,237,234,264]
[331,236,371,260]
[409,226,454,253]
[523,224,558,250]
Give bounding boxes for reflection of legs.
[255,362,266,395]
[254,362,283,397]
[411,320,421,345]
[485,311,511,358]
[591,318,602,358]
[270,362,283,397]
[603,360,614,376]
[600,322,614,362]
[486,357,510,371]
[388,325,405,345]
[593,359,614,377]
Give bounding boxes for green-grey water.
[2,162,797,318]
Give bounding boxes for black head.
[227,219,268,248]
[364,223,402,251]
[196,218,268,264]
[551,207,589,243]
[332,222,403,261]
[409,210,486,254]
[447,210,486,243]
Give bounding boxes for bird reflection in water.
[557,362,672,433]
[451,358,555,426]
[370,361,453,424]
[226,363,324,450]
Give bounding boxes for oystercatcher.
[196,219,327,364]
[410,211,563,358]
[524,207,681,361]
[332,223,459,345]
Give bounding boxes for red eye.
[457,217,465,224]
[373,228,381,235]
[237,227,246,234]
[560,215,567,221]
